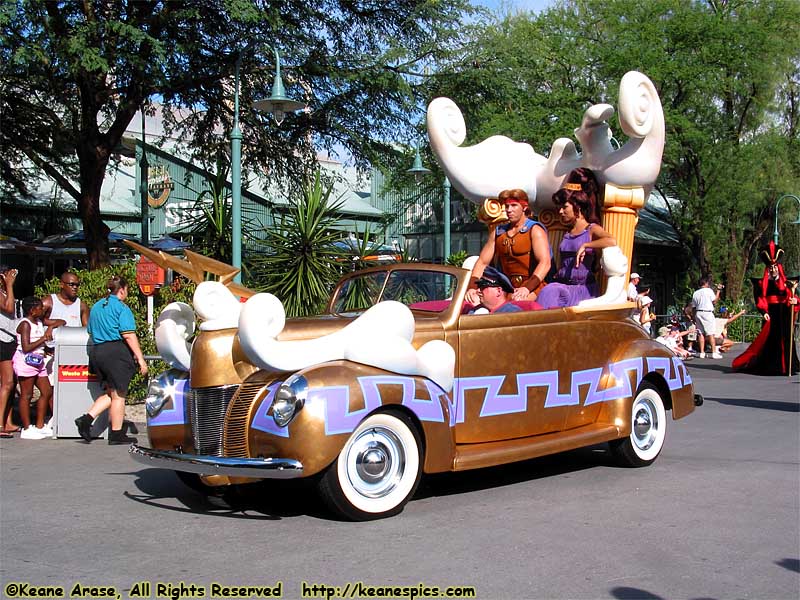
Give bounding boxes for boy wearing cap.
[467,189,551,304]
[467,266,522,315]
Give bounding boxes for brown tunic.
[495,218,547,293]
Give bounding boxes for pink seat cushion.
[409,299,452,312]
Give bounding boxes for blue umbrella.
[40,230,139,245]
[149,235,190,251]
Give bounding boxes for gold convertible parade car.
[130,70,700,520]
[130,259,700,521]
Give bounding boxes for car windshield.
[332,269,458,313]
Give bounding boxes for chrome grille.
[189,385,238,456]
[223,382,268,458]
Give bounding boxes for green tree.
[1,0,473,268]
[425,0,800,301]
[252,171,344,317]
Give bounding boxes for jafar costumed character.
[732,242,800,376]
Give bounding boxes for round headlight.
[145,370,185,418]
[272,374,308,427]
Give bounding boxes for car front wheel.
[318,411,422,520]
[611,383,667,467]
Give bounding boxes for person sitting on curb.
[466,266,522,315]
[656,325,692,359]
[714,307,745,353]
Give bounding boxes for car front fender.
[245,361,456,477]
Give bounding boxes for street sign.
[136,256,165,297]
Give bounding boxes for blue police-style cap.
[476,266,514,294]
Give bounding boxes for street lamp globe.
[252,50,304,125]
[406,145,431,184]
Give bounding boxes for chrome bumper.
[129,445,304,479]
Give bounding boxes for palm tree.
[252,170,345,317]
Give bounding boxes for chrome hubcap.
[632,400,658,451]
[346,427,405,498]
[356,443,390,482]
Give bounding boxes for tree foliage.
[2,0,473,267]
[425,0,800,301]
[252,171,346,317]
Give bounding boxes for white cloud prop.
[154,301,195,371]
[578,246,630,307]
[427,71,664,212]
[238,294,456,392]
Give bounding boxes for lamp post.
[772,194,800,245]
[406,145,452,262]
[139,110,149,246]
[231,48,303,283]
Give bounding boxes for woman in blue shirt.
[75,275,148,445]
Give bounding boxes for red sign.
[136,256,165,297]
[59,365,98,382]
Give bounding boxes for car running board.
[453,423,620,471]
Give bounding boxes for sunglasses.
[476,279,500,289]
[64,282,81,288]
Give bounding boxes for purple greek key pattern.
[153,355,690,438]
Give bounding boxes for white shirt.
[49,293,83,327]
[656,335,678,351]
[627,282,639,301]
[691,287,716,312]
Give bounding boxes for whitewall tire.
[611,383,667,467]
[318,411,422,520]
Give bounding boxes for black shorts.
[89,340,136,395]
[0,339,15,362]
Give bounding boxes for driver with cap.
[468,266,522,315]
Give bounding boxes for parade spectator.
[627,273,640,302]
[14,297,61,439]
[42,271,89,327]
[536,168,616,309]
[466,189,551,304]
[0,266,19,438]
[656,326,692,359]
[714,307,745,353]
[466,266,522,315]
[637,295,657,336]
[75,275,147,445]
[691,277,723,359]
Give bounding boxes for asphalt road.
[1,348,798,600]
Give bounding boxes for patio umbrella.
[40,231,139,246]
[149,235,190,251]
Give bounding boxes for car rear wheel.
[318,411,422,521]
[611,383,667,467]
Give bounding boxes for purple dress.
[536,227,598,309]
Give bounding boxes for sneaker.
[711,352,723,359]
[699,352,705,359]
[39,423,53,437]
[20,425,48,440]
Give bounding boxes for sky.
[472,0,555,14]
